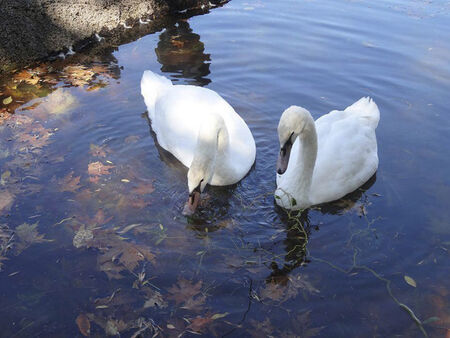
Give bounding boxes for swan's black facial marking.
[277,132,294,175]
[189,180,202,200]
[280,132,294,157]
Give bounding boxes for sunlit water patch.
[0,0,449,336]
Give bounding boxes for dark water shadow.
[155,20,211,86]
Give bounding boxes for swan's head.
[277,106,313,175]
[182,114,225,216]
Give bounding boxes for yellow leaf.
[121,179,130,183]
[3,96,12,105]
[211,312,229,320]
[404,275,417,287]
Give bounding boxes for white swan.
[275,97,380,210]
[141,70,256,215]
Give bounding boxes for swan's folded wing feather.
[311,114,378,204]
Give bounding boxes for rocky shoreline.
[0,0,222,73]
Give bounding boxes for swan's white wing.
[153,85,226,168]
[150,84,255,184]
[310,98,379,204]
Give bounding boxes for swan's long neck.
[292,120,318,204]
[192,116,230,184]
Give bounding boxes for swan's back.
[140,71,255,184]
[310,97,379,204]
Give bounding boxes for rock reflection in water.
[155,20,211,86]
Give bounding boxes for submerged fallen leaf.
[124,135,140,144]
[89,144,110,158]
[168,278,206,312]
[287,310,325,337]
[249,318,275,337]
[0,190,14,215]
[3,96,12,105]
[88,161,115,176]
[88,161,115,183]
[89,229,156,278]
[14,222,48,254]
[188,315,213,333]
[131,182,155,195]
[261,273,319,304]
[143,288,168,309]
[404,275,417,288]
[73,226,94,248]
[76,313,91,336]
[58,171,81,192]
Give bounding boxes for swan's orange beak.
[277,140,292,175]
[182,191,200,216]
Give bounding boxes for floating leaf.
[3,96,12,105]
[404,275,417,287]
[76,313,91,336]
[121,179,130,183]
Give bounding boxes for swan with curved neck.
[275,97,380,210]
[141,70,256,215]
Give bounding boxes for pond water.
[0,0,449,336]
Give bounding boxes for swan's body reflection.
[268,175,377,283]
[155,20,211,86]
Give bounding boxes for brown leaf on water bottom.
[89,144,110,158]
[76,313,91,336]
[88,161,115,182]
[124,135,140,144]
[0,224,14,270]
[116,195,148,210]
[131,182,155,195]
[249,318,275,338]
[86,229,156,279]
[143,288,168,309]
[188,315,213,333]
[0,190,14,215]
[86,313,128,336]
[187,312,229,333]
[58,171,81,192]
[260,273,319,304]
[0,108,13,125]
[14,222,49,255]
[168,278,206,312]
[282,311,324,338]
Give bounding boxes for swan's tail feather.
[345,97,380,129]
[140,70,172,120]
